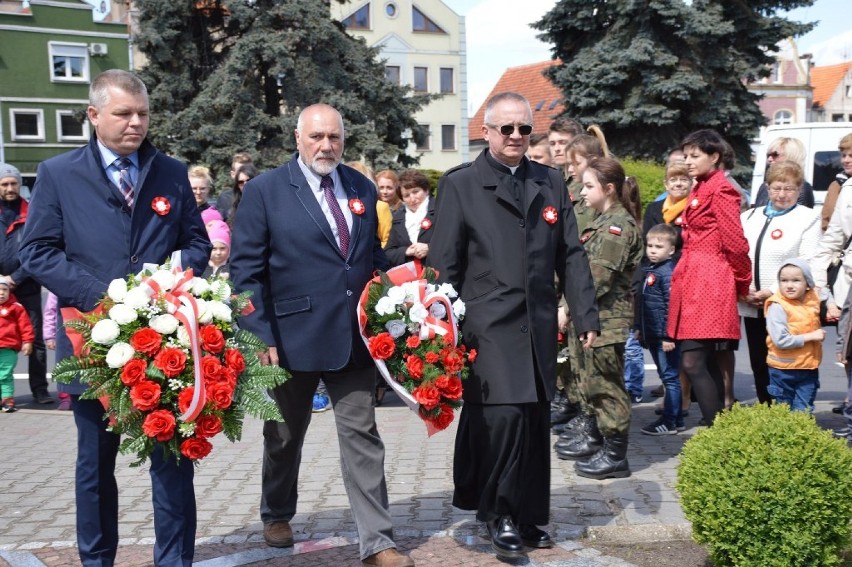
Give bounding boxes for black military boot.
[554,413,592,448]
[552,409,585,435]
[550,388,567,412]
[574,434,631,480]
[555,415,602,459]
[550,398,580,428]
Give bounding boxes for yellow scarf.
[662,195,687,224]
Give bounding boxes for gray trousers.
[260,363,395,559]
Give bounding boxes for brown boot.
[262,521,294,547]
[362,547,415,566]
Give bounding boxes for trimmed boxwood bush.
[676,403,852,567]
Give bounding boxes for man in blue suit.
[230,104,412,567]
[19,69,211,566]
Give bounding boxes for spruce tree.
[133,0,430,180]
[534,0,815,172]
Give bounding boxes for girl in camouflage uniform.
[563,156,644,480]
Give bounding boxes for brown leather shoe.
[362,547,415,566]
[263,521,294,548]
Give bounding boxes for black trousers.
[19,290,47,395]
[743,316,772,404]
[452,400,550,525]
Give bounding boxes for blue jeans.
[623,334,645,397]
[648,341,683,427]
[767,368,819,413]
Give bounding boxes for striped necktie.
[115,157,134,209]
[321,175,349,257]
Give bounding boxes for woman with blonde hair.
[752,137,814,208]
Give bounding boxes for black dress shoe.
[485,516,524,558]
[517,524,553,548]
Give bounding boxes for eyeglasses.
[191,186,209,192]
[768,185,797,194]
[767,151,781,159]
[487,123,533,136]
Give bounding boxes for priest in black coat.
[429,92,599,559]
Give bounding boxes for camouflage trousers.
[574,342,631,436]
[558,334,593,413]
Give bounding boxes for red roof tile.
[811,61,852,108]
[469,60,564,143]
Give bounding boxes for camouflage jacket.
[579,203,644,346]
[567,180,598,235]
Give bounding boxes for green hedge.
[623,158,667,212]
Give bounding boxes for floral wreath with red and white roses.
[357,261,474,435]
[53,264,289,465]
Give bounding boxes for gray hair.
[89,70,147,110]
[296,104,345,136]
[484,92,532,125]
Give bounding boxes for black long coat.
[384,198,436,267]
[429,150,599,405]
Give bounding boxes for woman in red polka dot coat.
[667,130,752,426]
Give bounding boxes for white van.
[750,122,852,206]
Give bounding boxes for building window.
[413,66,428,92]
[413,6,446,33]
[441,125,456,151]
[773,109,793,125]
[10,109,45,141]
[49,42,89,83]
[416,124,431,151]
[846,84,852,98]
[56,110,89,141]
[832,113,846,122]
[439,68,454,94]
[385,65,401,85]
[385,2,397,18]
[342,3,370,30]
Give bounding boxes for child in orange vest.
[764,258,826,412]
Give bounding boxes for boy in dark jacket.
[635,224,683,434]
[0,281,34,412]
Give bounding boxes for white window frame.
[413,66,428,93]
[10,108,45,141]
[439,67,454,94]
[416,123,431,151]
[441,124,456,151]
[773,109,793,125]
[56,110,89,142]
[385,65,401,85]
[49,41,90,83]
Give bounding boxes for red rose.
[468,348,478,363]
[207,381,234,410]
[224,348,245,374]
[424,351,439,364]
[431,404,455,431]
[200,355,223,384]
[220,367,237,387]
[440,347,465,373]
[130,380,161,411]
[194,414,223,438]
[130,328,163,356]
[406,355,424,379]
[412,385,441,410]
[121,358,148,386]
[154,347,188,378]
[177,386,195,414]
[200,324,225,354]
[368,333,396,360]
[180,437,212,460]
[142,409,176,441]
[406,335,421,349]
[440,376,463,400]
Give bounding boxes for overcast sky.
[443,0,852,114]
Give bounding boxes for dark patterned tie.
[321,175,349,257]
[115,157,134,209]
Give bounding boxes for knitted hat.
[0,163,22,185]
[778,257,815,288]
[206,220,231,248]
[200,207,223,226]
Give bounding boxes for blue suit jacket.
[229,154,389,372]
[19,136,212,393]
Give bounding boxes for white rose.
[195,298,213,324]
[374,296,397,316]
[105,342,135,368]
[191,277,211,296]
[385,319,407,338]
[408,302,428,324]
[108,304,138,326]
[438,283,458,299]
[149,313,179,335]
[107,279,128,302]
[211,279,232,299]
[176,326,190,347]
[401,281,421,303]
[386,286,406,305]
[91,319,121,345]
[428,302,447,320]
[452,298,466,319]
[124,286,152,310]
[209,300,232,322]
[150,269,175,291]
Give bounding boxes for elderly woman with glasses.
[739,161,824,405]
[752,137,815,208]
[188,165,223,222]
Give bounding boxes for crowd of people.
[0,69,850,566]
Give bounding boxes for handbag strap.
[840,232,852,258]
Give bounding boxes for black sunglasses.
[488,123,533,136]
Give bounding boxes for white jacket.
[739,204,821,318]
[813,178,852,306]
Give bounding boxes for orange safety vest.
[764,290,822,370]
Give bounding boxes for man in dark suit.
[429,92,600,559]
[229,104,413,567]
[19,69,211,566]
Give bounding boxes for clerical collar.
[485,151,525,176]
